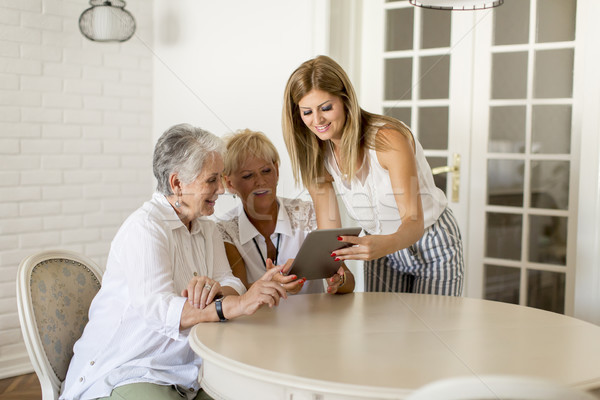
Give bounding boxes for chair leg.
[40,379,59,400]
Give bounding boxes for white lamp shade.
[409,0,503,10]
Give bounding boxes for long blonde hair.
[282,55,411,189]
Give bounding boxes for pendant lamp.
[79,0,136,42]
[409,0,503,10]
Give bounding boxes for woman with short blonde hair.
[217,128,355,295]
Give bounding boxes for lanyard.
[252,233,281,268]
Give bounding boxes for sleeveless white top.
[324,132,447,235]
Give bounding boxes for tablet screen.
[289,227,362,280]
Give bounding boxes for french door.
[359,0,580,315]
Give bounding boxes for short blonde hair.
[223,129,280,176]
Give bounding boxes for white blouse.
[325,130,447,235]
[216,197,324,294]
[60,193,245,400]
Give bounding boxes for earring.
[175,200,181,208]
[233,194,237,199]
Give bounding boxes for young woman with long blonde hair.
[282,55,464,295]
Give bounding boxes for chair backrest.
[16,250,103,400]
[406,375,597,400]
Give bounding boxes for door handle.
[431,153,460,202]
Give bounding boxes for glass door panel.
[530,160,570,210]
[485,212,522,260]
[489,106,526,153]
[527,269,566,313]
[384,58,412,100]
[536,0,576,43]
[531,105,572,154]
[491,52,528,99]
[421,9,450,49]
[419,55,450,99]
[383,107,411,126]
[533,49,574,98]
[484,264,520,304]
[487,159,525,207]
[383,0,452,194]
[386,8,414,51]
[427,156,448,196]
[528,215,567,265]
[418,107,448,150]
[481,0,576,314]
[494,0,530,45]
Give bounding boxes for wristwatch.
[214,296,227,322]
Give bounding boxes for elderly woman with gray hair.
[60,124,287,400]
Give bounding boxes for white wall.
[0,0,154,378]
[151,0,365,291]
[0,0,364,380]
[152,0,329,214]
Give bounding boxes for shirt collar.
[236,197,292,244]
[150,192,206,235]
[275,199,293,237]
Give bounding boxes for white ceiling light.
[409,0,504,10]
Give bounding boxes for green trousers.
[98,382,213,400]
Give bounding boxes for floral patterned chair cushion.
[28,257,101,381]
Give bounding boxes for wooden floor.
[0,373,42,400]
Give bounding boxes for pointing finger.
[260,265,285,281]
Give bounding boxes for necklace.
[328,141,381,234]
[328,141,349,181]
[252,233,281,268]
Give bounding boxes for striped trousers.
[364,208,464,296]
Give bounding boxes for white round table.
[189,293,600,399]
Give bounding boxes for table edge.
[189,324,413,398]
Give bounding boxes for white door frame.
[573,0,600,325]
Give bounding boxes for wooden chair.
[16,250,102,400]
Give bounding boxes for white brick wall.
[0,0,154,379]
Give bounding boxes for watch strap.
[215,297,227,322]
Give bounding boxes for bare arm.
[308,175,342,229]
[224,242,250,289]
[333,128,425,261]
[376,127,425,248]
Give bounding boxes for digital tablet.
[289,227,362,280]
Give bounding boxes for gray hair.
[153,123,225,195]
